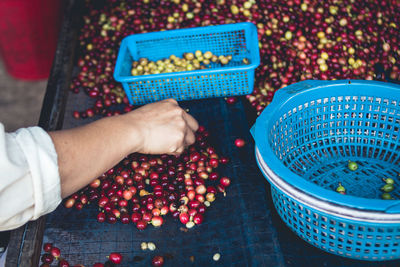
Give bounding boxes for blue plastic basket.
[114,22,260,105]
[251,80,400,261]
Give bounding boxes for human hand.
[126,99,199,155]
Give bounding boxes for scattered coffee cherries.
[151,255,165,267]
[381,177,396,199]
[381,192,394,200]
[234,138,246,148]
[336,183,346,195]
[381,183,394,193]
[213,253,221,261]
[347,161,358,171]
[40,243,123,267]
[225,97,238,105]
[64,126,231,230]
[108,252,123,264]
[383,178,395,185]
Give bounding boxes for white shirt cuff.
[13,127,61,219]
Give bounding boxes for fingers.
[184,126,196,147]
[183,111,199,132]
[169,123,196,156]
[163,98,198,131]
[171,127,196,156]
[165,98,199,136]
[163,98,178,105]
[133,98,199,156]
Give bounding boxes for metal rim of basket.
[255,147,400,224]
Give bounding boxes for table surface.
[42,96,285,267]
[6,0,400,266]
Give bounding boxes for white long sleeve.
[0,123,61,231]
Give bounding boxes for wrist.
[118,113,145,154]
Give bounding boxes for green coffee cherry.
[348,161,358,171]
[381,183,394,193]
[381,193,394,200]
[336,183,346,194]
[383,178,395,185]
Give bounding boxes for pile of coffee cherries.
[131,51,236,76]
[64,126,231,230]
[70,0,399,118]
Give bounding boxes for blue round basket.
[251,80,400,261]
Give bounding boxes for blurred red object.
[0,0,63,80]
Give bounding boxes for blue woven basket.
[114,22,260,105]
[251,80,400,261]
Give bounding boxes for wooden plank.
[38,0,81,131]
[6,218,45,267]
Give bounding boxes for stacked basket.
[251,80,400,261]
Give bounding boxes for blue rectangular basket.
[114,22,260,105]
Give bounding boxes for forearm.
[49,99,198,199]
[49,114,139,198]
